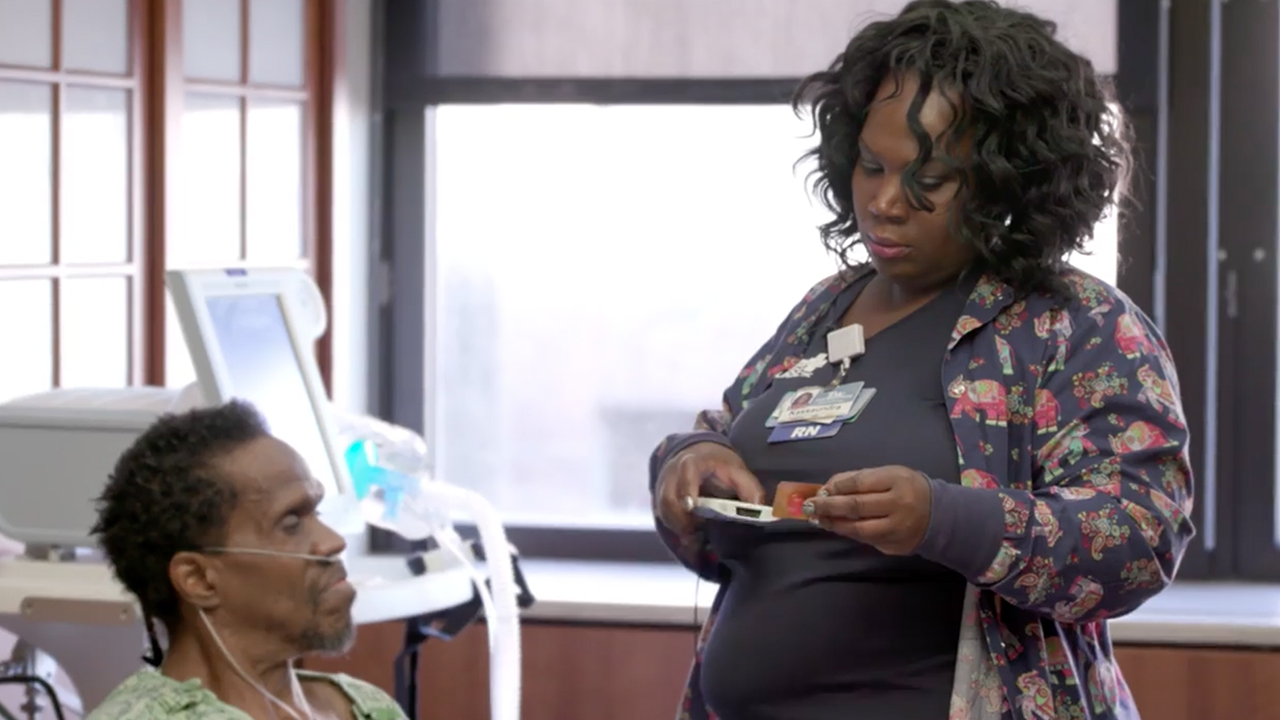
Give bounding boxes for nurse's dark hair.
[793,0,1131,296]
[91,399,269,665]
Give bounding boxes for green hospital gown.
[85,667,407,720]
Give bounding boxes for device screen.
[204,293,339,495]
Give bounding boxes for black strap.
[391,552,537,720]
[393,594,483,720]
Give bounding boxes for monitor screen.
[204,293,339,495]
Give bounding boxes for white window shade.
[435,0,1118,79]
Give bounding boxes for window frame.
[0,0,343,399]
[371,0,1244,578]
[0,0,149,392]
[1217,0,1280,579]
[144,0,339,391]
[1122,0,1217,580]
[370,0,813,561]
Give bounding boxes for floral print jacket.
[649,269,1195,720]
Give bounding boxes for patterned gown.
[86,667,408,720]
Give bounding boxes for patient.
[86,400,404,720]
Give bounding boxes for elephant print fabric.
[649,268,1194,720]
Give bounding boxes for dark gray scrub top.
[699,272,975,720]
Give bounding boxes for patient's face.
[209,436,356,655]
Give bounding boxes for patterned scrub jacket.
[648,268,1195,720]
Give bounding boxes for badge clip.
[826,323,864,385]
[827,323,865,364]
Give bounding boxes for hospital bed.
[0,268,526,720]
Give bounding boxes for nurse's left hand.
[805,466,933,555]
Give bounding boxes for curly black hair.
[91,399,268,661]
[793,0,1131,296]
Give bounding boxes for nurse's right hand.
[655,442,766,536]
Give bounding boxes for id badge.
[775,382,863,424]
[766,386,877,444]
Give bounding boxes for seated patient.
[87,400,404,720]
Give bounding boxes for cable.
[692,574,701,658]
[0,698,20,720]
[0,676,67,720]
[141,613,165,668]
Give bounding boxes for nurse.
[648,2,1195,719]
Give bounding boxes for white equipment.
[689,497,779,525]
[0,267,526,720]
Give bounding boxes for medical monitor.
[165,268,350,502]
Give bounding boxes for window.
[0,0,340,400]
[430,104,1120,529]
[0,0,140,403]
[164,0,322,391]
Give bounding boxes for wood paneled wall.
[307,621,1280,720]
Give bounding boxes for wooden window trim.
[0,0,147,389]
[142,0,341,394]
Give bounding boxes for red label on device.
[772,482,823,519]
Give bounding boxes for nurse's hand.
[806,466,933,555]
[655,442,766,537]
